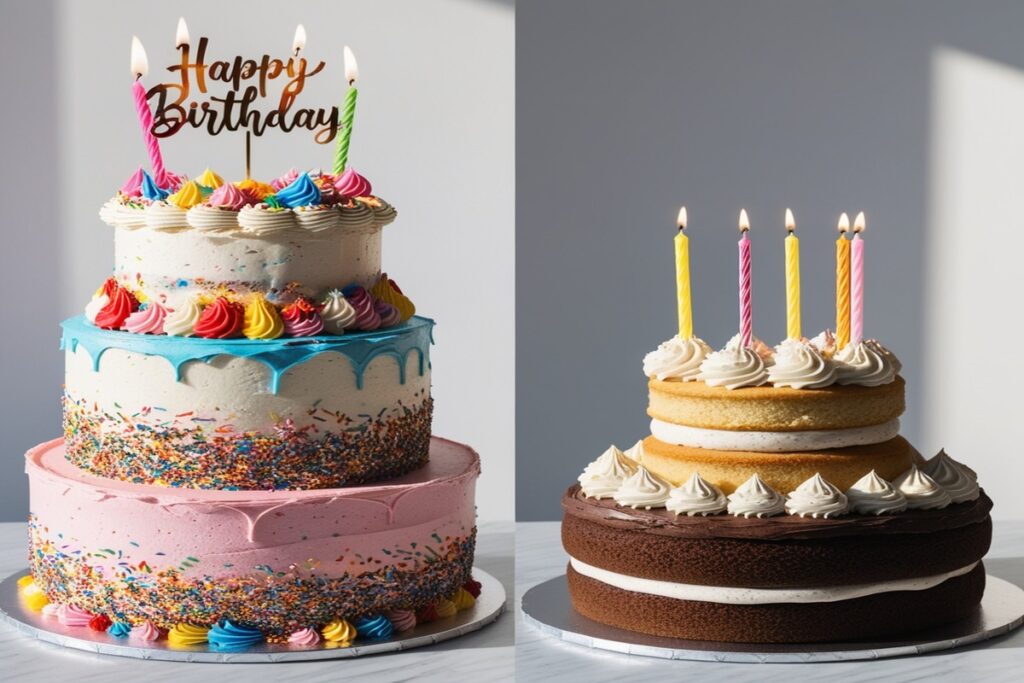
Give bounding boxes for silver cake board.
[0,567,505,663]
[522,573,1024,663]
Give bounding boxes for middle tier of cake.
[61,315,434,490]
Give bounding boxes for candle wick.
[349,79,356,87]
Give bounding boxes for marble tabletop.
[0,520,513,683]
[516,520,1024,682]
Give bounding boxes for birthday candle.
[130,37,168,186]
[835,213,851,348]
[675,207,692,339]
[738,209,753,348]
[784,208,800,340]
[332,46,359,175]
[850,212,866,345]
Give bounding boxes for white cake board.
[522,573,1024,663]
[0,567,505,663]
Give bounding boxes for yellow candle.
[675,206,692,339]
[784,208,800,340]
[835,213,851,348]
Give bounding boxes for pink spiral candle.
[132,79,167,186]
[738,229,753,348]
[850,232,864,345]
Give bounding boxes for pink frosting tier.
[26,437,479,636]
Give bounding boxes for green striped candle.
[332,46,359,175]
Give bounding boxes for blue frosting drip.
[61,315,434,394]
[141,171,168,200]
[274,172,321,208]
[208,620,264,652]
[355,614,394,641]
[106,621,132,638]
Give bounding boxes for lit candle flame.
[293,24,306,56]
[176,17,190,48]
[677,206,688,231]
[785,208,795,233]
[130,36,148,79]
[854,211,866,233]
[838,212,850,233]
[344,46,359,85]
[738,209,750,233]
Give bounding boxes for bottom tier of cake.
[562,485,993,643]
[25,437,479,639]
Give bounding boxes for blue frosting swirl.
[107,621,132,638]
[208,620,264,651]
[274,172,321,208]
[355,614,394,641]
[141,171,169,201]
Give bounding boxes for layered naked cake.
[563,328,991,643]
[19,162,483,648]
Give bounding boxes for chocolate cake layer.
[567,562,986,644]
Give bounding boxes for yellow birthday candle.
[674,206,692,340]
[835,213,851,349]
[784,208,801,340]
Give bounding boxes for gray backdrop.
[515,0,1024,520]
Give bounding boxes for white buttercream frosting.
[650,418,900,453]
[613,466,672,509]
[163,296,202,337]
[294,205,341,232]
[624,439,646,464]
[697,336,770,390]
[767,338,838,389]
[834,339,901,386]
[186,205,241,233]
[923,450,980,504]
[845,470,907,515]
[642,335,712,381]
[144,202,188,231]
[726,473,786,518]
[666,472,727,516]
[894,465,952,510]
[785,473,849,518]
[809,329,837,358]
[84,294,109,324]
[320,289,357,334]
[578,445,637,499]
[238,205,297,235]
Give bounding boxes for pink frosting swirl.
[385,610,417,633]
[334,168,373,199]
[60,604,94,627]
[120,167,145,197]
[122,302,167,335]
[346,286,381,331]
[208,182,256,210]
[42,602,62,619]
[281,298,325,337]
[130,620,163,642]
[287,627,321,646]
[375,300,401,328]
[158,170,185,192]
[271,168,301,191]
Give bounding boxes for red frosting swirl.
[88,614,112,631]
[334,168,373,200]
[463,578,483,598]
[281,297,325,337]
[94,283,139,330]
[193,297,245,339]
[345,286,381,331]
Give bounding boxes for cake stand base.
[522,573,1024,663]
[0,567,505,663]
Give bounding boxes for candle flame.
[293,24,307,55]
[738,209,750,233]
[677,206,687,230]
[785,208,795,233]
[838,212,850,233]
[344,45,359,84]
[130,36,148,79]
[176,17,190,48]
[854,211,866,233]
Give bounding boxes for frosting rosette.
[697,337,770,389]
[355,615,395,641]
[129,621,163,642]
[234,178,275,200]
[141,171,169,201]
[208,182,256,210]
[386,609,418,633]
[785,473,849,518]
[321,619,356,645]
[334,167,373,199]
[274,172,322,208]
[94,283,139,330]
[579,445,637,499]
[208,620,264,652]
[452,587,476,611]
[168,623,210,647]
[163,295,202,337]
[193,297,245,339]
[846,470,908,515]
[767,338,838,389]
[370,274,416,321]
[281,297,325,337]
[120,167,145,197]
[122,302,167,335]
[344,285,382,331]
[624,439,646,464]
[894,465,952,510]
[923,450,979,504]
[243,295,284,339]
[613,466,672,509]
[810,328,837,357]
[287,627,321,646]
[271,167,301,191]
[195,167,224,190]
[59,604,93,627]
[434,598,458,619]
[643,335,712,381]
[107,621,132,638]
[320,289,357,334]
[666,472,727,516]
[726,473,786,518]
[375,300,402,328]
[237,203,297,234]
[834,339,900,386]
[167,180,206,210]
[88,614,112,631]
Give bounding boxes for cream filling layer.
[569,556,978,605]
[649,418,901,452]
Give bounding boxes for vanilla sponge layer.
[648,377,905,431]
[641,435,919,494]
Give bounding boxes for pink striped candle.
[850,212,865,345]
[130,37,168,187]
[738,209,753,348]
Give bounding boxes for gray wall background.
[516,0,1024,520]
[0,0,513,522]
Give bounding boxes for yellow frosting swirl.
[451,588,476,611]
[243,295,284,340]
[18,578,49,611]
[235,178,276,200]
[434,598,457,619]
[167,180,206,210]
[370,276,416,321]
[196,167,224,190]
[321,619,356,645]
[168,623,210,647]
[16,575,34,589]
